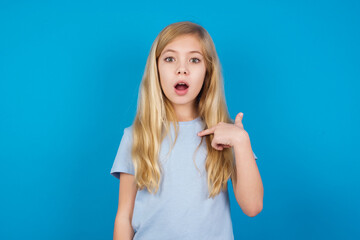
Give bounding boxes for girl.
[110,21,263,240]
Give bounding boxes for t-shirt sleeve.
[110,127,135,179]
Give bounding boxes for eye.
[190,58,201,63]
[164,57,174,62]
[164,57,201,63]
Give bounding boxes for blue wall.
[1,0,359,239]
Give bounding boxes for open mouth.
[174,82,189,90]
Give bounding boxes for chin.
[170,97,194,105]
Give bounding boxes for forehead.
[162,34,203,54]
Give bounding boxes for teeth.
[178,83,186,85]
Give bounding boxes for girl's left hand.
[197,112,250,151]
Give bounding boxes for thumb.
[235,112,243,126]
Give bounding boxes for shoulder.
[124,125,133,135]
[122,124,134,142]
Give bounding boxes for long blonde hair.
[131,21,236,198]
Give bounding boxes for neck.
[172,101,198,121]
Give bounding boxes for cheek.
[194,63,206,76]
[192,67,206,89]
[158,65,172,92]
[158,63,170,78]
[158,64,166,82]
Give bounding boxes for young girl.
[110,21,263,240]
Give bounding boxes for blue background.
[1,0,359,239]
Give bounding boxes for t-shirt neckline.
[178,116,202,125]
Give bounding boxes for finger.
[235,112,244,128]
[214,144,223,151]
[211,140,223,151]
[197,126,216,136]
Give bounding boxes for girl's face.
[158,34,206,115]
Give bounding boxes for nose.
[176,61,188,75]
[177,69,187,75]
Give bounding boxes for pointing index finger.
[197,126,215,136]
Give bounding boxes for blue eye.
[164,57,201,63]
[164,57,174,62]
[191,58,201,63]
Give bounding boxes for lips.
[174,80,189,96]
[174,80,189,88]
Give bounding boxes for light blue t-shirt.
[110,116,257,240]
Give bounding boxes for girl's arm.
[114,173,137,240]
[232,132,263,217]
[197,112,263,217]
[114,217,134,240]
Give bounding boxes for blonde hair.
[131,21,236,198]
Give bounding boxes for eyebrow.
[162,49,203,56]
